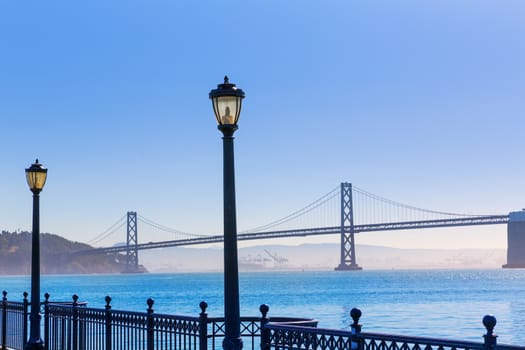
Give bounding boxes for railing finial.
[44,293,50,302]
[483,315,496,335]
[351,308,362,334]
[259,304,269,319]
[200,301,208,314]
[147,298,154,313]
[351,308,362,325]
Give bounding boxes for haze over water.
[1,269,524,345]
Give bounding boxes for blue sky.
[1,1,523,250]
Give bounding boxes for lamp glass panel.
[26,171,47,190]
[214,96,240,125]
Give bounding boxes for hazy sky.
[1,1,523,250]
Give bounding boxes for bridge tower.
[335,182,362,271]
[124,211,140,273]
[503,210,525,268]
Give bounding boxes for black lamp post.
[25,159,47,350]
[209,76,245,350]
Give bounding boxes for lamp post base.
[25,340,45,350]
[223,336,243,350]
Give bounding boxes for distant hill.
[0,230,147,275]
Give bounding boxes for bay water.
[1,269,524,345]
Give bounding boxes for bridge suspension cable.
[137,214,209,239]
[86,214,127,245]
[242,185,340,233]
[353,186,478,217]
[352,185,487,225]
[239,183,494,234]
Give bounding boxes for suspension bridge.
[74,182,523,272]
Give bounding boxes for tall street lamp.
[25,159,47,350]
[209,76,245,350]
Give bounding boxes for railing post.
[72,294,79,350]
[350,308,362,350]
[199,301,208,350]
[78,296,85,350]
[260,304,270,350]
[483,315,497,350]
[2,291,7,350]
[43,293,50,350]
[105,296,112,350]
[22,291,28,350]
[146,298,154,350]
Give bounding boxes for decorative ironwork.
[207,317,262,350]
[0,291,28,350]
[2,293,523,350]
[262,308,525,350]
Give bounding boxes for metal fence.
[1,291,28,350]
[2,291,524,350]
[261,308,525,350]
[0,292,314,350]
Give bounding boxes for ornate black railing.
[1,291,28,350]
[260,308,525,350]
[1,291,524,350]
[0,292,315,350]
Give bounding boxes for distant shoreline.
[140,243,506,273]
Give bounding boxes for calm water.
[1,269,524,345]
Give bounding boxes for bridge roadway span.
[76,215,509,256]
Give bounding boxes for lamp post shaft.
[220,125,242,350]
[26,191,44,350]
